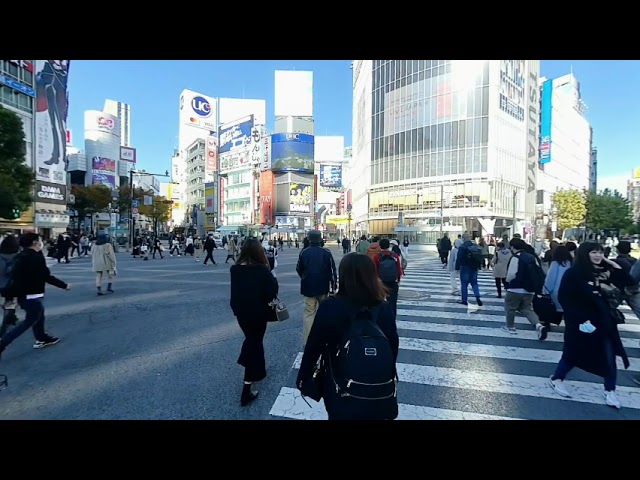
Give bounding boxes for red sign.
[259,171,274,225]
[66,129,72,145]
[97,116,115,129]
[9,60,33,73]
[206,136,217,173]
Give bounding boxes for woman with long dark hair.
[230,238,278,406]
[0,235,20,336]
[548,242,634,409]
[297,253,399,420]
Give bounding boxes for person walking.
[92,234,117,296]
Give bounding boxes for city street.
[0,243,346,420]
[3,245,640,420]
[269,253,640,420]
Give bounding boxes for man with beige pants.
[296,230,337,345]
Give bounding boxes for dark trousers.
[495,277,507,297]
[383,281,399,320]
[439,250,449,264]
[204,250,216,264]
[152,247,163,258]
[0,298,48,351]
[57,248,69,263]
[552,339,617,391]
[236,315,268,382]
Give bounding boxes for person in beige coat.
[92,234,117,296]
[490,241,512,298]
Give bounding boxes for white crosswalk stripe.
[268,253,640,420]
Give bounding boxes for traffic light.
[11,207,20,219]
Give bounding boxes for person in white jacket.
[449,239,463,295]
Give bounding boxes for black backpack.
[327,307,398,419]
[465,243,484,268]
[378,253,398,283]
[513,253,545,294]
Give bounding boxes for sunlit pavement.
[0,244,346,419]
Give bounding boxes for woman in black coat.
[230,238,278,407]
[296,252,399,420]
[548,242,633,409]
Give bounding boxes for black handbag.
[299,357,324,404]
[610,308,626,325]
[532,292,557,324]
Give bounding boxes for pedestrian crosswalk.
[268,253,640,420]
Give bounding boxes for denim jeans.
[552,338,617,391]
[383,281,399,320]
[0,298,48,351]
[459,266,480,303]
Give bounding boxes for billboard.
[35,181,67,206]
[206,135,218,179]
[120,146,136,163]
[219,115,254,154]
[219,98,266,126]
[261,133,271,172]
[270,133,314,173]
[314,136,344,163]
[178,89,217,155]
[539,80,553,165]
[205,182,216,214]
[35,60,70,186]
[91,156,116,190]
[250,125,263,167]
[289,183,311,214]
[219,150,251,175]
[259,171,274,224]
[499,60,526,122]
[319,164,343,191]
[275,71,313,117]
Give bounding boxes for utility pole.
[512,188,517,237]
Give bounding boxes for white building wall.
[539,74,591,212]
[349,60,372,232]
[84,110,121,190]
[219,98,266,126]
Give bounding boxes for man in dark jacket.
[296,230,337,345]
[0,233,71,359]
[455,233,483,306]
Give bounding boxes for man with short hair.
[455,232,483,306]
[374,238,403,319]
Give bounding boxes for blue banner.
[539,80,553,164]
[0,74,35,97]
[218,115,254,154]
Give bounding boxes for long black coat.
[557,266,631,377]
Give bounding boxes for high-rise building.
[104,99,131,147]
[538,73,592,227]
[1,60,71,236]
[351,60,541,244]
[314,136,346,233]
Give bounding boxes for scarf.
[593,265,622,309]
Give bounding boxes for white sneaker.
[604,390,621,409]
[500,325,517,334]
[548,376,572,398]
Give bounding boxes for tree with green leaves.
[146,195,172,235]
[552,189,587,234]
[0,105,35,219]
[70,184,112,231]
[584,188,632,232]
[117,184,152,216]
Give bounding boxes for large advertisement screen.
[219,115,254,154]
[319,164,342,191]
[539,80,553,165]
[35,60,70,186]
[91,156,116,190]
[270,133,314,173]
[289,183,311,214]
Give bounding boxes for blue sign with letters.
[0,75,35,97]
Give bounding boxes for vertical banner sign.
[206,135,218,181]
[261,135,271,172]
[219,176,226,225]
[35,60,70,186]
[525,60,540,224]
[260,171,274,224]
[539,80,553,165]
[251,126,263,167]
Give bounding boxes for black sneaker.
[33,336,60,349]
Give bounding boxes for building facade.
[538,73,592,220]
[351,59,542,243]
[628,169,640,224]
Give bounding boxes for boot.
[240,383,258,406]
[97,286,104,296]
[107,283,114,293]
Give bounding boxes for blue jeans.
[459,266,480,303]
[552,338,617,391]
[0,298,48,351]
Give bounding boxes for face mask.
[579,321,596,334]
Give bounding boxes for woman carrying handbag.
[230,238,279,407]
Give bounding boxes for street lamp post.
[129,169,169,248]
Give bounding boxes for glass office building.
[352,60,541,244]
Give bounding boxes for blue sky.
[66,60,639,192]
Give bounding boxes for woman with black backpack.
[297,252,399,420]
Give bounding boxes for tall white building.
[314,136,345,224]
[538,73,592,215]
[350,60,541,243]
[104,99,131,147]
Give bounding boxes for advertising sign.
[261,134,271,172]
[539,80,553,165]
[0,74,35,97]
[119,146,136,163]
[35,181,67,205]
[259,171,274,224]
[35,60,70,186]
[499,60,526,122]
[289,183,311,214]
[91,156,116,190]
[270,133,314,173]
[219,150,251,175]
[219,176,226,225]
[274,70,313,117]
[66,129,72,145]
[206,135,218,176]
[319,164,343,191]
[179,90,218,132]
[250,126,263,167]
[219,115,254,154]
[205,182,216,214]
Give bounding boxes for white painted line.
[269,387,523,420]
[288,354,640,409]
[399,337,639,372]
[395,303,640,334]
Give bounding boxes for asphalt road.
[0,243,346,419]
